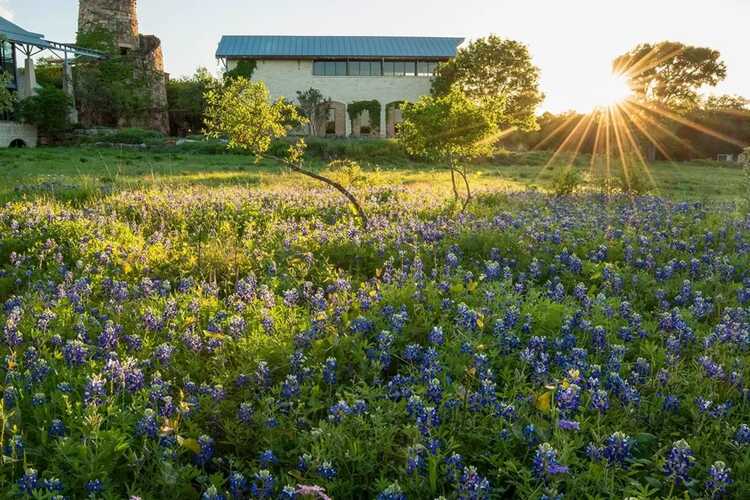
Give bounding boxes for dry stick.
[449,168,460,203]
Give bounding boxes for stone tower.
[78,0,139,50]
[77,0,169,133]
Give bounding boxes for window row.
[312,60,439,77]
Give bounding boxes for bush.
[17,87,72,136]
[551,166,583,196]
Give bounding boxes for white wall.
[0,121,38,148]
[229,59,432,107]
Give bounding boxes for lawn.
[0,144,748,499]
[0,145,745,203]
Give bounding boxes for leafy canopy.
[613,41,727,110]
[17,87,72,135]
[203,77,304,161]
[167,67,218,135]
[296,87,330,136]
[398,85,497,163]
[431,35,543,132]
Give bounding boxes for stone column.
[379,102,387,138]
[344,104,352,137]
[20,56,37,100]
[62,52,79,124]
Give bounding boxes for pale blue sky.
[2,0,747,113]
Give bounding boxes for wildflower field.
[1,150,749,499]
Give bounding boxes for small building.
[1,15,104,148]
[215,35,464,138]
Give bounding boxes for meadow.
[0,144,749,499]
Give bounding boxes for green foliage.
[398,86,497,163]
[75,28,155,127]
[325,159,367,189]
[296,88,330,136]
[551,166,582,196]
[167,67,219,136]
[224,60,257,81]
[34,59,64,90]
[613,41,727,110]
[203,77,302,160]
[348,100,382,130]
[0,70,14,115]
[431,35,543,131]
[17,86,72,136]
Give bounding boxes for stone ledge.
[0,122,38,148]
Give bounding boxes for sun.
[592,73,632,111]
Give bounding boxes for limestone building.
[215,35,464,138]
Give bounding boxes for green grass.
[0,145,745,203]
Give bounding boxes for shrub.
[17,87,72,136]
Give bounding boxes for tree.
[398,85,497,209]
[613,41,727,111]
[296,88,330,136]
[203,77,367,225]
[431,35,543,132]
[0,72,14,115]
[75,28,155,128]
[17,87,72,137]
[167,67,218,136]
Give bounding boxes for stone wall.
[229,59,431,137]
[0,121,38,148]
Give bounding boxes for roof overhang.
[1,15,106,60]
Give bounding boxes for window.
[313,61,326,76]
[384,60,416,76]
[417,61,438,76]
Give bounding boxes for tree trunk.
[287,163,368,227]
[455,166,472,211]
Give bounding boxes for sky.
[3,0,748,113]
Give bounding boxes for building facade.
[216,36,464,138]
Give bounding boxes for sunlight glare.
[588,73,631,112]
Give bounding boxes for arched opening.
[319,101,346,137]
[9,139,27,148]
[386,101,406,138]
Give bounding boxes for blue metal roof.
[216,36,464,59]
[0,16,106,59]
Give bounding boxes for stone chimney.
[78,0,140,50]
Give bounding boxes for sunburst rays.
[529,46,749,195]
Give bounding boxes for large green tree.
[613,41,727,110]
[17,87,72,137]
[203,77,367,225]
[398,85,497,209]
[166,67,218,136]
[431,35,543,132]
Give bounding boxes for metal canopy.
[0,15,106,59]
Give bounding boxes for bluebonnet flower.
[533,443,569,481]
[84,375,107,406]
[705,461,732,498]
[136,410,158,439]
[558,419,580,431]
[259,449,278,467]
[297,453,311,472]
[237,402,254,424]
[322,357,337,385]
[195,435,214,466]
[376,482,407,500]
[328,400,352,424]
[734,424,750,445]
[281,375,300,399]
[250,470,275,498]
[18,468,38,494]
[428,326,445,345]
[278,486,298,499]
[664,439,695,486]
[228,471,247,498]
[63,339,88,366]
[318,461,337,480]
[49,419,66,438]
[86,479,104,493]
[456,466,491,500]
[406,445,427,475]
[602,432,633,467]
